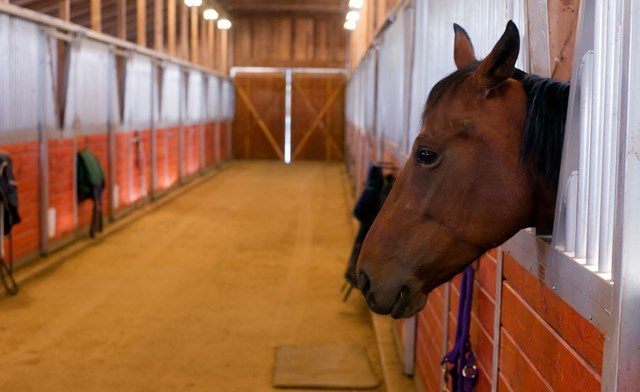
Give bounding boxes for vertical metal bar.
[403,316,416,376]
[602,0,639,389]
[565,171,578,253]
[372,47,382,162]
[575,52,593,260]
[107,47,116,219]
[598,0,622,275]
[490,249,504,392]
[586,59,602,268]
[71,37,79,232]
[199,74,205,171]
[150,62,157,198]
[178,69,185,183]
[37,27,49,255]
[402,0,416,155]
[225,82,232,161]
[284,69,292,164]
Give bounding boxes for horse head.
[356,21,568,318]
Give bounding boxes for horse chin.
[390,291,428,319]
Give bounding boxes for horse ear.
[453,24,477,69]
[471,21,520,91]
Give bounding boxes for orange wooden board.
[502,252,604,372]
[232,73,285,160]
[500,282,601,392]
[291,74,345,161]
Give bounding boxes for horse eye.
[416,149,439,165]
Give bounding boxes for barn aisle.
[0,161,382,391]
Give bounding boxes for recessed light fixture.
[348,0,364,9]
[184,0,202,7]
[346,10,361,22]
[344,20,357,30]
[203,8,219,20]
[217,18,232,30]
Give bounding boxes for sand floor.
[0,161,384,392]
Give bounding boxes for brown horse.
[356,21,570,318]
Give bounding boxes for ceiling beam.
[91,0,101,31]
[217,0,343,14]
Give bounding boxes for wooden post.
[59,0,70,21]
[208,20,215,70]
[154,0,163,51]
[200,16,207,67]
[117,0,126,39]
[220,29,228,74]
[180,3,188,59]
[137,0,146,47]
[90,0,101,31]
[190,7,199,64]
[167,0,176,55]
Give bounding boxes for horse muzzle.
[357,267,426,319]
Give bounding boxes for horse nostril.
[400,285,410,300]
[357,270,371,296]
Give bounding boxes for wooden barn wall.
[231,12,348,68]
[233,72,345,161]
[291,74,345,161]
[547,0,580,81]
[233,73,286,160]
[344,0,605,391]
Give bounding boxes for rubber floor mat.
[273,344,379,390]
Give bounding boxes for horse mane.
[516,71,570,192]
[422,66,570,193]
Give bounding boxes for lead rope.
[441,265,477,392]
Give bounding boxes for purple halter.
[441,265,477,392]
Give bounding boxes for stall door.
[291,74,345,161]
[233,73,285,159]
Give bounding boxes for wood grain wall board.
[291,74,344,161]
[477,252,498,299]
[232,73,285,159]
[271,17,293,61]
[502,252,604,372]
[415,335,442,391]
[499,327,553,392]
[230,12,347,68]
[547,0,581,81]
[501,282,601,391]
[293,18,315,61]
[498,371,516,392]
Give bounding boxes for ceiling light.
[184,0,202,7]
[349,0,364,9]
[203,8,219,20]
[217,18,232,30]
[344,20,357,30]
[346,10,360,22]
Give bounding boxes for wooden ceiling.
[217,0,345,14]
[10,0,346,42]
[12,0,183,46]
